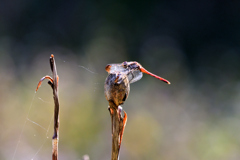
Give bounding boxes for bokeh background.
[1,0,240,160]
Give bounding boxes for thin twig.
[36,54,59,160]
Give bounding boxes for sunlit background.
[1,1,240,160]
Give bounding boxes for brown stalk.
[104,73,129,160]
[108,102,127,160]
[36,54,59,160]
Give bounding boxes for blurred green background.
[1,0,240,160]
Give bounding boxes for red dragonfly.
[105,61,170,84]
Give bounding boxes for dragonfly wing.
[108,64,126,74]
[128,71,143,83]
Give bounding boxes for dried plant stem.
[50,55,59,160]
[108,101,127,160]
[36,54,59,160]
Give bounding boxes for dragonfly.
[104,61,170,107]
[105,61,171,84]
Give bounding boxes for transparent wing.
[108,64,127,74]
[128,70,143,83]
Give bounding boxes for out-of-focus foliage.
[1,0,240,160]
